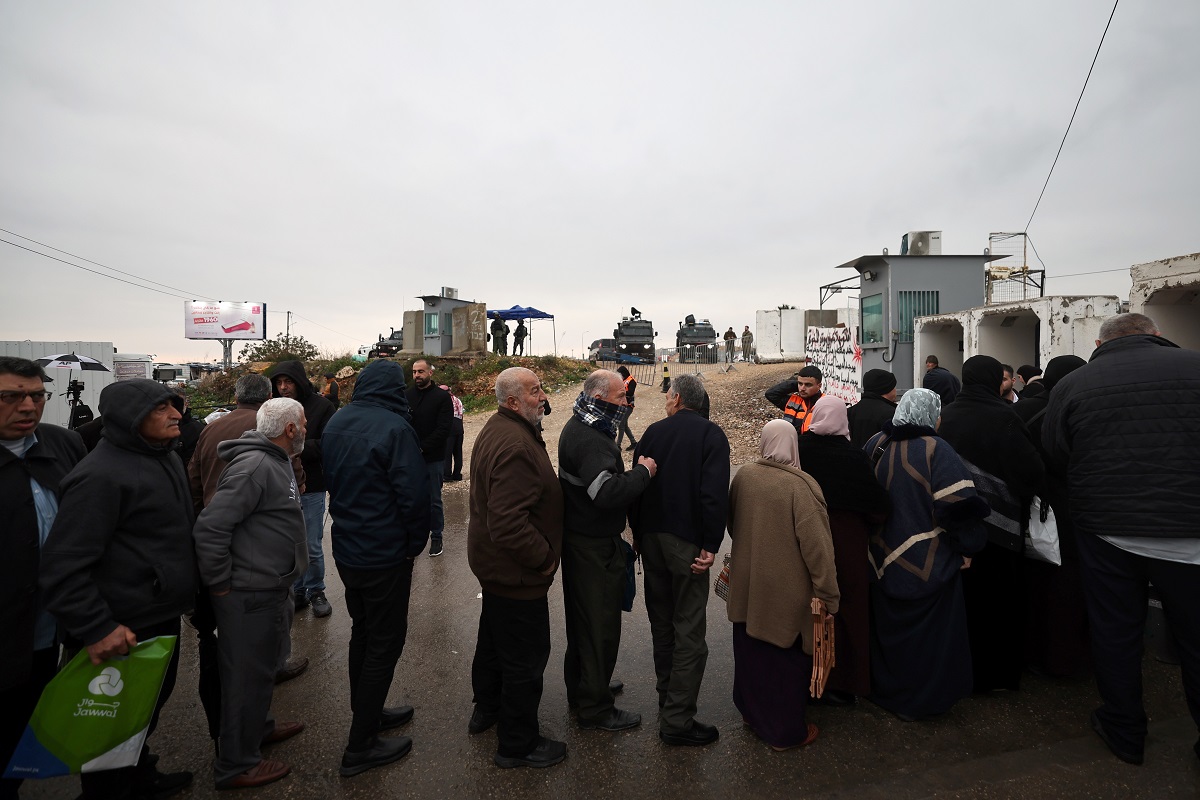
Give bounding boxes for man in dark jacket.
[406,359,453,557]
[467,367,566,769]
[0,357,85,800]
[631,373,730,747]
[40,379,196,800]
[271,360,336,618]
[1044,313,1200,767]
[847,368,898,449]
[513,320,528,356]
[765,366,823,433]
[322,360,430,777]
[559,370,656,732]
[193,398,308,791]
[922,355,961,406]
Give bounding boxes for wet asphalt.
[23,488,1200,799]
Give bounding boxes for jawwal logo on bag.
[3,636,177,779]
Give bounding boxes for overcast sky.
[2,0,1197,362]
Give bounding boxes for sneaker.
[578,708,641,732]
[310,591,332,618]
[493,737,566,769]
[339,736,412,777]
[659,720,719,747]
[429,541,444,558]
[131,768,193,800]
[294,591,310,611]
[468,705,499,735]
[274,657,309,685]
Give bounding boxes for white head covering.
[807,395,850,440]
[892,388,942,429]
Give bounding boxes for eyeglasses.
[0,390,50,405]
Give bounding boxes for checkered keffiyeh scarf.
[571,391,626,439]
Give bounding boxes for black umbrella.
[36,353,111,372]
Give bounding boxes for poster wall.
[805,326,863,404]
[184,301,267,340]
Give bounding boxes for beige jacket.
[726,459,840,653]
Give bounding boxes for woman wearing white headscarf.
[863,389,989,721]
[727,419,840,749]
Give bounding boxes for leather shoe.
[262,720,304,745]
[379,705,414,730]
[216,759,289,790]
[133,768,193,799]
[274,657,309,685]
[340,735,412,777]
[578,708,641,732]
[1090,710,1143,765]
[493,736,566,769]
[659,720,719,747]
[468,706,499,735]
[609,679,624,694]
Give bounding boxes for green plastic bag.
[4,635,177,780]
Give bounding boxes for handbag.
[713,553,732,602]
[1024,496,1061,565]
[810,598,836,698]
[4,636,178,780]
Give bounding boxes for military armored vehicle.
[675,314,718,363]
[612,307,656,364]
[367,327,405,358]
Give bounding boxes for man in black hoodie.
[271,361,336,617]
[40,379,196,800]
[405,359,452,557]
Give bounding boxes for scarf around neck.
[572,391,626,438]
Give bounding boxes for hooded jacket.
[40,379,196,645]
[270,360,336,493]
[322,360,431,568]
[922,366,961,406]
[192,431,307,593]
[1,423,85,689]
[847,392,898,450]
[1044,334,1200,540]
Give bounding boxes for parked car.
[588,338,618,362]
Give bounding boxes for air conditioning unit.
[441,287,458,299]
[901,231,943,256]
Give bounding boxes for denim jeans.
[295,492,326,597]
[426,463,444,545]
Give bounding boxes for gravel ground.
[445,362,800,499]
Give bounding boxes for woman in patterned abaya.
[727,420,841,749]
[798,396,890,703]
[865,389,989,721]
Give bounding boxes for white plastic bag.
[1025,497,1061,566]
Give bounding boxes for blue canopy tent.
[487,305,557,356]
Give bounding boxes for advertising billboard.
[184,301,267,340]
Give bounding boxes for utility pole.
[286,311,292,339]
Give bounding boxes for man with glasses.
[0,357,85,800]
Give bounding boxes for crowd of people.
[2,311,1198,798]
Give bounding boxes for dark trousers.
[212,589,288,783]
[640,531,709,733]
[562,534,626,720]
[80,617,182,800]
[471,592,550,757]
[1,647,57,800]
[616,410,637,450]
[443,417,464,479]
[1076,533,1200,756]
[338,560,414,751]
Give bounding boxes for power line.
[1024,0,1119,232]
[291,313,368,344]
[0,227,204,298]
[0,237,191,299]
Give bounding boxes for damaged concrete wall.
[450,303,488,353]
[1129,252,1200,350]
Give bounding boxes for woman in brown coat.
[727,419,841,750]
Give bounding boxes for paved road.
[24,492,1200,799]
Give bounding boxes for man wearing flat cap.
[847,369,898,449]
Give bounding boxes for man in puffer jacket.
[1044,312,1200,767]
[40,379,196,800]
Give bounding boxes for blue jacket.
[322,361,431,568]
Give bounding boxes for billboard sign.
[184,301,267,340]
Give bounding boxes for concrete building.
[754,308,847,363]
[836,248,1003,393]
[401,288,487,356]
[1128,252,1200,350]
[914,295,1122,388]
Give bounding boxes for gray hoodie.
[193,431,306,593]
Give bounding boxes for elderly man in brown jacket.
[467,367,566,769]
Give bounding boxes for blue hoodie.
[322,361,431,567]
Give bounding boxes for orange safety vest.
[783,392,815,432]
[623,375,636,408]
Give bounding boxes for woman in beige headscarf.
[727,419,840,750]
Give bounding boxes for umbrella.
[37,353,112,372]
